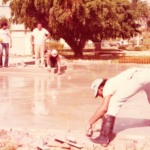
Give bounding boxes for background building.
[0,0,32,55]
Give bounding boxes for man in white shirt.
[86,68,150,147]
[0,22,12,68]
[31,22,50,66]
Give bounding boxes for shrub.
[31,42,64,55]
[118,45,126,50]
[45,42,64,52]
[143,39,150,50]
[129,39,136,46]
[134,46,143,51]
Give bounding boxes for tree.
[2,0,143,57]
[131,0,150,45]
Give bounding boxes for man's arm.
[30,35,34,46]
[57,56,61,73]
[89,95,112,125]
[44,29,50,42]
[47,51,51,67]
[9,35,12,48]
[85,95,112,134]
[44,33,51,42]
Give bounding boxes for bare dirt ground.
[1,128,150,150]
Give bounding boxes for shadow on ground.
[89,117,150,144]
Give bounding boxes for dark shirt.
[50,54,59,68]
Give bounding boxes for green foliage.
[118,45,126,50]
[132,0,150,36]
[143,38,150,44]
[134,46,144,51]
[132,0,150,20]
[3,0,149,57]
[31,41,64,55]
[129,39,137,47]
[0,16,11,30]
[45,42,64,52]
[143,38,150,50]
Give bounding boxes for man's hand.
[85,123,92,137]
[47,66,51,71]
[10,44,12,48]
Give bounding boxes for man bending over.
[86,68,150,147]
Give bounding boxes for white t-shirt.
[31,28,49,45]
[103,68,147,97]
[0,29,10,43]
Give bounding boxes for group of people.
[30,22,61,74]
[1,22,150,147]
[0,22,61,74]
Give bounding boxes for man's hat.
[51,49,58,57]
[91,79,103,98]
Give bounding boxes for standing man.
[31,22,50,66]
[86,68,150,147]
[0,22,12,68]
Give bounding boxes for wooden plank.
[46,144,70,149]
[55,138,83,149]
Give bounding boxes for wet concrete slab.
[0,65,67,74]
[0,63,150,139]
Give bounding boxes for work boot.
[99,115,115,147]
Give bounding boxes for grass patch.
[59,51,120,63]
[60,49,150,64]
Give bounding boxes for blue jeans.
[0,43,9,66]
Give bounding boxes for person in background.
[47,49,61,75]
[0,22,12,68]
[31,22,50,67]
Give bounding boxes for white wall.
[60,38,70,48]
[0,7,11,18]
[10,32,32,55]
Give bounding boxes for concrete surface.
[0,62,150,141]
[0,65,67,74]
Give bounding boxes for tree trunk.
[73,46,83,58]
[94,41,101,55]
[94,41,101,51]
[64,37,85,58]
